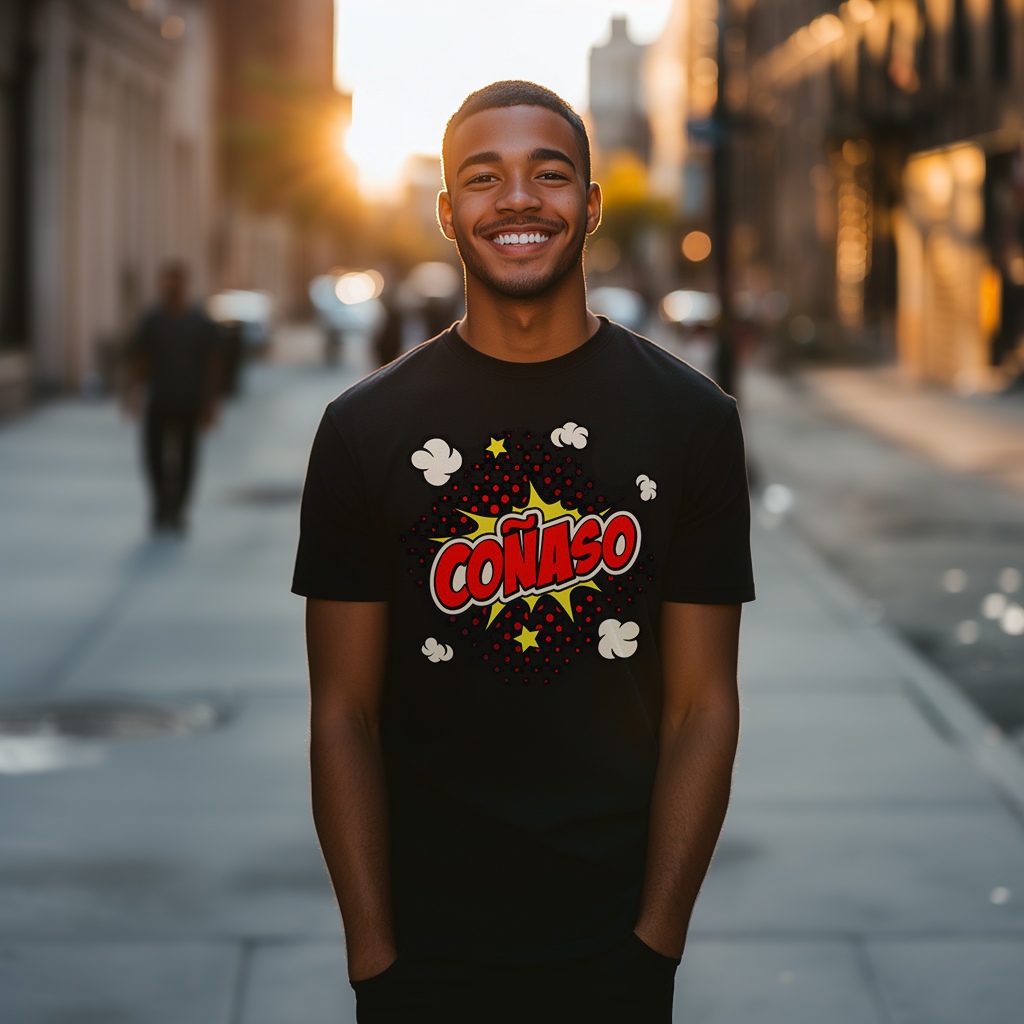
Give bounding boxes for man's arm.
[306,598,397,981]
[634,601,742,957]
[121,322,151,419]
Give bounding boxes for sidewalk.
[798,367,1024,497]
[0,358,1022,1022]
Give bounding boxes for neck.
[457,263,601,362]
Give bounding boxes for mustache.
[473,217,563,238]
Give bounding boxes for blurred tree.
[221,65,362,240]
[589,149,675,297]
[593,150,673,245]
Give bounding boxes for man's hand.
[121,353,148,420]
[120,384,143,420]
[634,601,741,958]
[199,402,219,431]
[306,599,397,981]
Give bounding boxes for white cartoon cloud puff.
[635,474,657,501]
[411,438,462,486]
[421,637,454,663]
[598,619,640,659]
[550,422,589,449]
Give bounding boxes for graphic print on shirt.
[404,425,653,684]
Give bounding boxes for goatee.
[453,219,588,299]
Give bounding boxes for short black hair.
[442,80,591,190]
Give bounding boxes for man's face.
[160,270,186,309]
[438,105,601,300]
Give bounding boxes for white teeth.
[493,232,549,245]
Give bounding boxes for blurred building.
[2,0,214,402]
[589,16,650,163]
[210,0,354,317]
[644,0,689,207]
[724,0,1024,387]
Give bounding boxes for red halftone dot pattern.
[401,426,656,684]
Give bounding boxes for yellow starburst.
[449,473,604,629]
[548,579,602,618]
[515,626,540,651]
[513,482,581,523]
[495,483,598,623]
[486,437,507,457]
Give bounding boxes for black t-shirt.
[293,318,754,964]
[133,305,220,409]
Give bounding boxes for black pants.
[352,932,679,1024]
[144,405,199,529]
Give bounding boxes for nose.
[495,171,541,214]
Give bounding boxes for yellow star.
[515,626,540,652]
[486,437,507,457]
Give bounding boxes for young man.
[293,81,754,1023]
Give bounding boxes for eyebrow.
[456,147,578,177]
[528,148,577,172]
[457,151,501,176]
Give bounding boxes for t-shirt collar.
[442,316,616,378]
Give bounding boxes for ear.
[437,190,457,241]
[585,182,602,235]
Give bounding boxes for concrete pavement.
[1,351,1023,1022]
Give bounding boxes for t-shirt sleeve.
[292,410,392,601]
[661,406,755,604]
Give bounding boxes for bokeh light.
[682,230,712,261]
[334,270,385,305]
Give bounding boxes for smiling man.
[293,81,754,1023]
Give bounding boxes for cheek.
[449,198,486,239]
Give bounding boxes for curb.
[768,519,1024,824]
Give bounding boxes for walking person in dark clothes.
[125,262,221,534]
[293,81,754,1024]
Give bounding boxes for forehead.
[448,105,583,174]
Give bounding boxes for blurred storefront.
[722,0,1024,387]
[895,140,1011,390]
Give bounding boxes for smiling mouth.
[487,230,553,249]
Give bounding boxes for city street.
[1,348,1023,1022]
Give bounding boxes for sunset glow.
[334,0,673,198]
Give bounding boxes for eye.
[466,173,499,185]
[538,171,570,181]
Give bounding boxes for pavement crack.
[227,939,257,1024]
[853,936,896,1024]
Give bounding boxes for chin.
[457,235,585,301]
[484,269,569,300]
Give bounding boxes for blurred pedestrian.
[294,81,753,1023]
[124,262,221,534]
[423,293,459,338]
[373,289,404,368]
